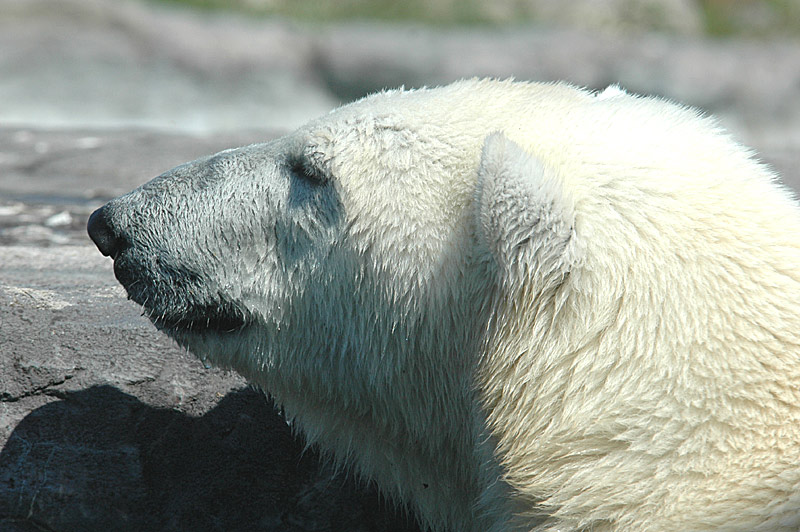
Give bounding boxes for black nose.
[87,206,126,257]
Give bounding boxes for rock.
[0,0,338,133]
[521,0,704,35]
[0,382,416,532]
[3,0,800,144]
[313,25,800,142]
[152,0,707,35]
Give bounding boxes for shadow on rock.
[0,385,420,532]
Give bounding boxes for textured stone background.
[1,0,799,530]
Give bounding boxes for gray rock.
[3,0,800,146]
[0,0,338,133]
[511,0,704,35]
[313,25,800,136]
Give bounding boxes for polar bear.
[87,79,800,531]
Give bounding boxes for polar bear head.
[88,79,800,532]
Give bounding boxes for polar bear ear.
[475,133,576,283]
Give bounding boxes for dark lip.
[152,308,250,334]
[112,252,251,335]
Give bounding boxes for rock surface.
[1,0,799,530]
[4,0,800,143]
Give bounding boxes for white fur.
[111,79,800,531]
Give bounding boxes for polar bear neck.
[475,181,800,530]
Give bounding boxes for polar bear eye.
[288,157,326,186]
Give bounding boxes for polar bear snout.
[85,142,303,338]
[87,200,163,315]
[88,196,252,334]
[87,205,128,259]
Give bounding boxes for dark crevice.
[0,375,76,403]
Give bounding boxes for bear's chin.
[148,305,250,335]
[112,254,251,336]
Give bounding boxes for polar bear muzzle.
[88,204,251,334]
